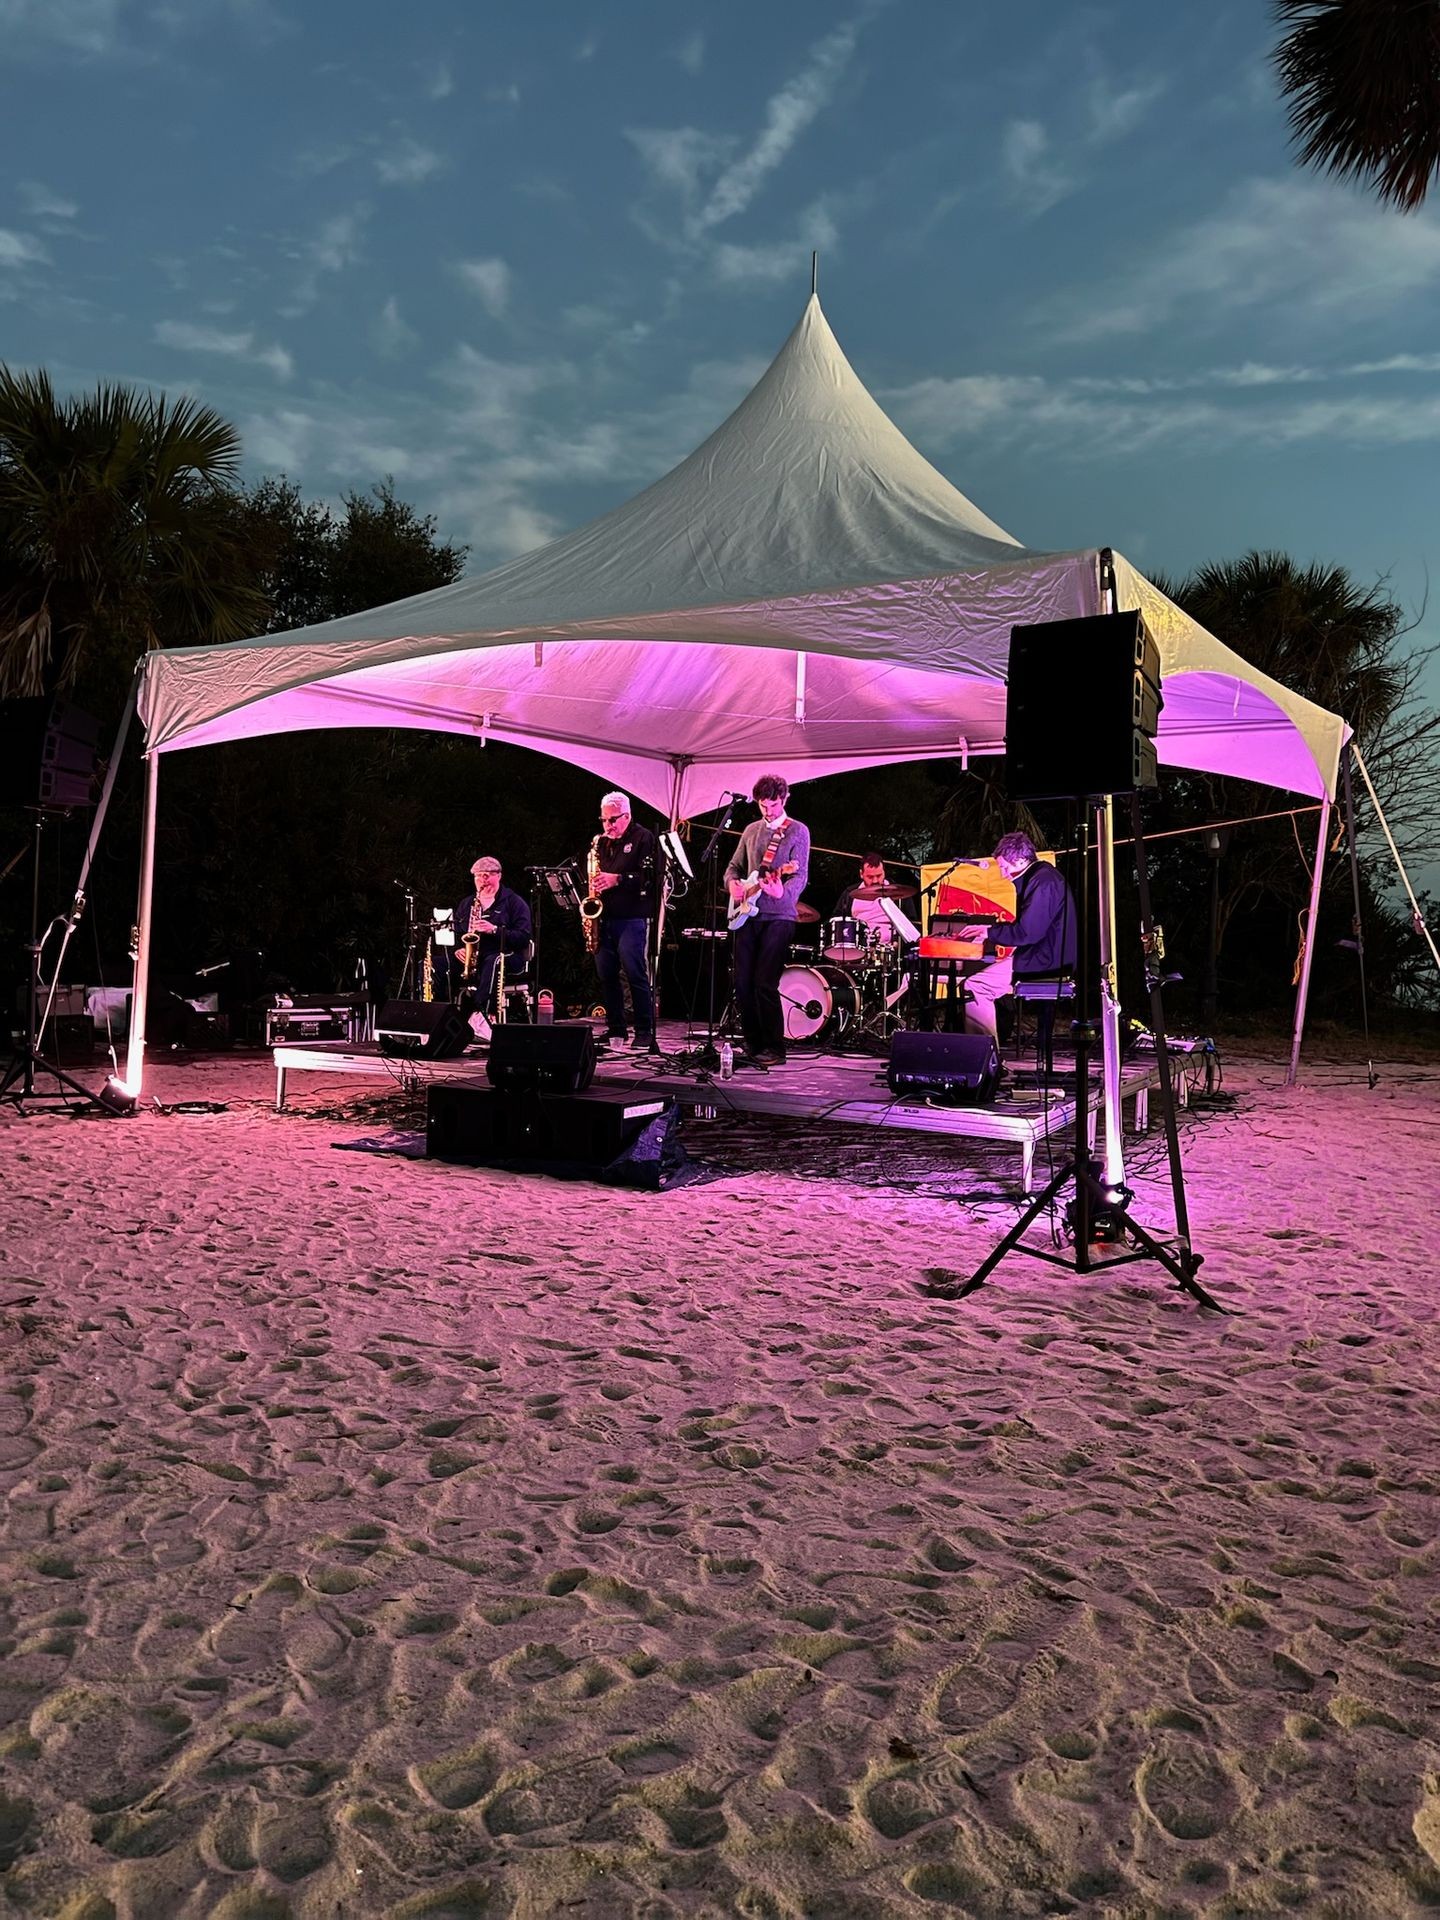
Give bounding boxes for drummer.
[835,853,898,950]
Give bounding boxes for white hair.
[601,790,630,813]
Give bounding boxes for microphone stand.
[674,797,740,1075]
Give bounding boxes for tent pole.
[650,760,686,1043]
[1095,796,1126,1193]
[1350,744,1440,979]
[122,747,160,1097]
[1285,790,1332,1087]
[1094,553,1125,1190]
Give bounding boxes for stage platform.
[273,1029,1165,1192]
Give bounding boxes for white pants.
[964,954,1013,1040]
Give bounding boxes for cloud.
[627,127,735,204]
[18,181,78,220]
[884,350,1440,459]
[0,0,122,54]
[0,227,51,269]
[455,257,512,319]
[155,318,293,380]
[673,30,705,75]
[437,345,568,450]
[1051,175,1440,342]
[423,59,453,100]
[690,15,867,238]
[373,295,419,358]
[711,203,839,286]
[375,138,443,187]
[1085,73,1167,147]
[284,205,368,312]
[1001,120,1074,216]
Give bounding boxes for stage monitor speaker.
[375,999,470,1059]
[1005,610,1162,801]
[427,1083,688,1188]
[486,1020,595,1093]
[887,1030,1000,1105]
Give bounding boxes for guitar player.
[723,773,810,1069]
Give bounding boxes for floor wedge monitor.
[887,1030,1000,1105]
[375,1000,471,1060]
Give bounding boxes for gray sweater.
[724,816,811,922]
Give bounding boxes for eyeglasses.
[474,867,501,876]
[599,811,623,822]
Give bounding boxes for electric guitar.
[727,861,798,930]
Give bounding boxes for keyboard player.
[955,832,1077,1042]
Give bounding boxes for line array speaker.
[1005,610,1162,801]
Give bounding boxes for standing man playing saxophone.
[452,856,531,1040]
[587,791,658,1053]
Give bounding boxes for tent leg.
[1096,796,1126,1194]
[1285,792,1331,1087]
[122,748,160,1097]
[649,763,685,1045]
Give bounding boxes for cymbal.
[853,883,916,901]
[795,902,821,923]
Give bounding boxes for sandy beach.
[2,1041,1439,1917]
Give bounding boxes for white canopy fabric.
[135,295,1348,813]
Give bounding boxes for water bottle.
[538,989,554,1025]
[719,1040,734,1079]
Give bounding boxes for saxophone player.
[587,791,657,1053]
[452,856,532,1040]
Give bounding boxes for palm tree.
[1274,0,1440,211]
[0,370,267,699]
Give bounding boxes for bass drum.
[779,962,861,1044]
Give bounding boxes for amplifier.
[427,1083,671,1170]
[266,997,365,1046]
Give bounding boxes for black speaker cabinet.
[1006,610,1162,800]
[375,999,471,1059]
[486,1020,595,1093]
[427,1082,671,1170]
[887,1030,1000,1105]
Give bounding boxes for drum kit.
[780,886,917,1048]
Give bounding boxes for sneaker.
[755,1047,788,1066]
[632,1033,655,1053]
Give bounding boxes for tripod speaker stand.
[940,804,1219,1308]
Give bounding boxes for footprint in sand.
[933,1660,1020,1731]
[1134,1738,1238,1839]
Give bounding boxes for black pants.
[734,916,793,1053]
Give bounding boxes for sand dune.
[1,1045,1438,1916]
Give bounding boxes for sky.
[4,0,1440,734]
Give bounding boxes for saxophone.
[581,833,604,954]
[493,943,507,1025]
[422,934,434,1001]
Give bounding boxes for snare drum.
[823,916,869,964]
[779,962,861,1043]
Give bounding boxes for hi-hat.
[853,883,916,901]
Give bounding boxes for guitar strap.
[756,824,785,873]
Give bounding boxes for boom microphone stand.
[671,795,741,1075]
[940,799,1220,1310]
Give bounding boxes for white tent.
[123,294,1349,1089]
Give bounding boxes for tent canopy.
[137,295,1348,814]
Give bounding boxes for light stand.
[938,799,1220,1310]
[1,813,103,1112]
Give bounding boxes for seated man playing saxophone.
[452,855,532,1039]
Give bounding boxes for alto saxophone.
[581,833,604,954]
[493,942,506,1024]
[422,933,434,1001]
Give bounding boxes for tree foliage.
[1273,0,1440,211]
[234,476,467,634]
[1142,551,1438,1019]
[0,369,267,702]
